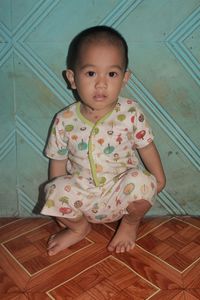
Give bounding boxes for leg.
[47,215,91,256]
[107,199,151,253]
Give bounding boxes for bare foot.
[47,223,91,256]
[107,217,140,253]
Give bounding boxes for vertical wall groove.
[0,1,199,216]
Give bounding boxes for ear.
[66,69,76,89]
[122,70,131,87]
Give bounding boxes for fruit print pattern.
[41,97,157,223]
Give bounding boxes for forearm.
[49,159,68,180]
[138,142,166,193]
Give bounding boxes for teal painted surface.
[0,0,199,216]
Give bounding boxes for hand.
[157,179,166,194]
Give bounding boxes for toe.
[129,242,135,251]
[121,245,126,253]
[130,242,135,250]
[48,234,55,243]
[107,244,115,252]
[116,244,125,253]
[48,244,61,256]
[48,248,57,256]
[47,242,55,251]
[125,244,131,252]
[47,237,56,249]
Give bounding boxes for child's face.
[66,42,130,111]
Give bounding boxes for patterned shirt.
[45,97,154,187]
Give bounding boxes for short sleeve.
[133,104,154,149]
[45,114,68,160]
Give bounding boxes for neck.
[80,101,117,122]
[81,101,117,114]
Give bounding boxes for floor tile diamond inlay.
[137,218,200,272]
[47,256,159,300]
[2,222,93,276]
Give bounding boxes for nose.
[95,75,107,89]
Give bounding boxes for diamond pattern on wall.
[166,6,200,85]
[0,23,12,66]
[0,0,200,216]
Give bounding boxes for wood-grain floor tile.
[47,256,159,300]
[177,216,200,228]
[149,290,184,300]
[0,218,19,228]
[0,265,25,300]
[25,292,55,300]
[184,290,200,300]
[0,217,199,299]
[182,259,200,289]
[137,218,200,273]
[0,291,27,300]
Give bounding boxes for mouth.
[93,94,107,101]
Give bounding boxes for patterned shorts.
[41,168,157,223]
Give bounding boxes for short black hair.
[67,25,128,71]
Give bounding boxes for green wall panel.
[0,148,17,216]
[0,0,200,216]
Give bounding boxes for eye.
[109,72,118,78]
[86,71,96,77]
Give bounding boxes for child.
[41,25,166,256]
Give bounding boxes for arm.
[138,142,166,193]
[49,158,68,180]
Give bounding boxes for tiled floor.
[0,216,199,299]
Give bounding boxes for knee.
[127,199,152,215]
